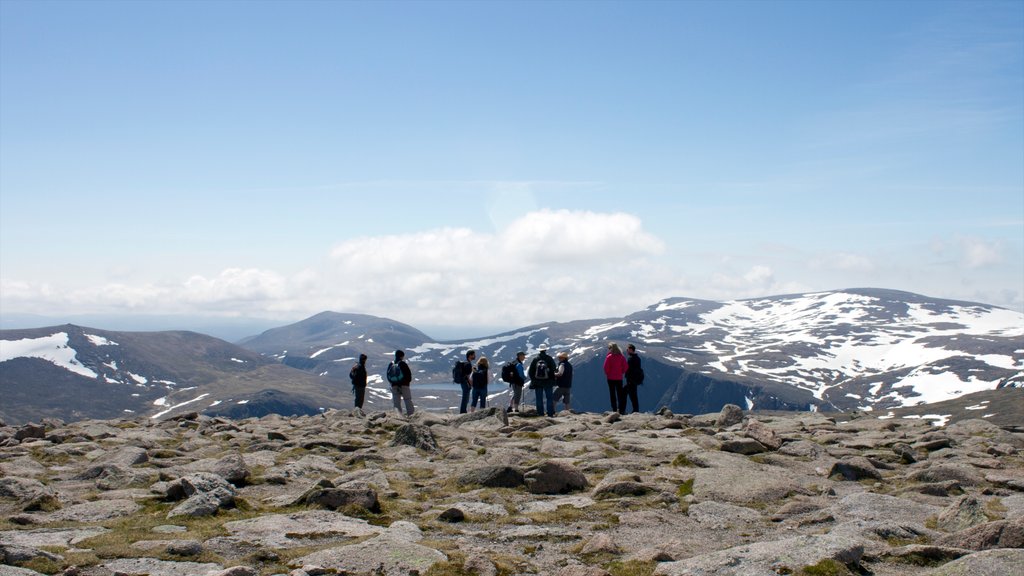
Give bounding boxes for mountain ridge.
[2,288,1021,425]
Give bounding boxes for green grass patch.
[677,478,694,498]
[606,559,658,576]
[671,454,695,467]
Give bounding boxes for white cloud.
[4,210,1020,330]
[959,236,1003,269]
[321,209,667,325]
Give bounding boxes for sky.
[1,0,1022,338]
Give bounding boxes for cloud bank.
[2,209,1021,332]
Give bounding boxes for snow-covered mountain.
[236,288,1023,416]
[2,289,1021,424]
[0,325,344,424]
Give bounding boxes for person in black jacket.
[528,345,557,417]
[349,354,368,410]
[553,351,573,412]
[624,344,643,413]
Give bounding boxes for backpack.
[452,360,467,384]
[471,368,487,388]
[386,361,404,384]
[534,358,551,380]
[500,361,517,384]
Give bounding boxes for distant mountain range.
[2,288,1021,425]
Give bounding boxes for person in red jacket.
[603,342,629,414]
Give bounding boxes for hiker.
[470,356,490,411]
[455,349,476,414]
[603,342,628,414]
[625,344,643,413]
[553,351,573,412]
[349,353,368,410]
[507,351,527,413]
[387,349,414,416]
[528,345,557,417]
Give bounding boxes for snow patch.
[0,332,98,379]
[85,334,118,346]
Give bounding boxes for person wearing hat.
[528,344,557,417]
[553,351,573,412]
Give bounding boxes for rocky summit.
[1,404,1022,576]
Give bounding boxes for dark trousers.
[354,386,366,409]
[607,379,623,413]
[459,382,471,413]
[622,382,640,413]
[535,384,555,416]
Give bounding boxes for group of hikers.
[348,342,646,417]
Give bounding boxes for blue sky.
[1,0,1022,335]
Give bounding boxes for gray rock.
[457,465,525,488]
[719,435,768,455]
[0,477,58,511]
[925,548,1024,576]
[0,543,61,564]
[829,456,883,481]
[451,407,509,431]
[14,424,46,442]
[100,557,222,576]
[524,460,588,494]
[212,452,251,485]
[831,492,941,526]
[390,423,440,452]
[293,521,445,575]
[937,516,1024,550]
[715,404,744,427]
[591,470,651,499]
[438,507,465,522]
[936,495,989,533]
[221,510,382,548]
[305,483,380,513]
[40,499,140,523]
[744,419,782,450]
[654,530,864,576]
[165,539,203,556]
[907,464,987,487]
[167,491,228,519]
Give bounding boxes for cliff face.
[1,397,1022,576]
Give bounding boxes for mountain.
[3,288,1021,425]
[0,324,348,425]
[235,288,1023,416]
[237,311,431,376]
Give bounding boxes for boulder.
[457,465,525,488]
[390,423,440,452]
[715,404,744,428]
[524,460,589,494]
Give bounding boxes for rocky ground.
[1,404,1022,576]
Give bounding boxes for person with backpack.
[604,342,628,414]
[504,351,527,413]
[528,345,557,417]
[386,349,414,417]
[624,344,644,413]
[553,351,573,412]
[470,356,490,412]
[454,350,476,414]
[349,354,368,410]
